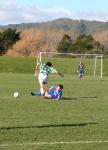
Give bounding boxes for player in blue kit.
[77,61,85,80]
[44,85,63,100]
[31,84,63,100]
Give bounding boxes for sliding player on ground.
[31,84,63,100]
[44,84,63,100]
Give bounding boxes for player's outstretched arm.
[49,86,54,91]
[58,72,64,77]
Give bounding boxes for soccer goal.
[37,52,103,78]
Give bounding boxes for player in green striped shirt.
[35,62,64,95]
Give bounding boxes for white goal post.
[94,55,103,78]
[37,52,103,78]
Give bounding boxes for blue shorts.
[48,90,56,99]
[80,70,84,75]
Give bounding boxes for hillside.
[1,18,108,34]
[1,18,108,57]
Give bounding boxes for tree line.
[0,28,107,56]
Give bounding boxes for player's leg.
[39,83,44,95]
[81,70,84,79]
[31,74,45,96]
[43,83,48,93]
[31,91,41,96]
[78,72,81,79]
[31,83,45,96]
[38,74,48,95]
[79,70,83,79]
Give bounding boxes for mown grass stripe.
[0,140,108,147]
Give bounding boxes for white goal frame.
[37,52,103,78]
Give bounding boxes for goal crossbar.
[40,52,102,56]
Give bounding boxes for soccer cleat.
[31,92,35,96]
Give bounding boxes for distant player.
[35,62,64,96]
[44,84,63,100]
[77,61,84,79]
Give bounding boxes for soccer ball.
[13,92,19,98]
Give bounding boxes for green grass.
[0,56,108,76]
[0,56,108,150]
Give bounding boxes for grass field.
[0,56,108,150]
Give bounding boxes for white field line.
[0,140,108,147]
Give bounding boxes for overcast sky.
[0,0,108,25]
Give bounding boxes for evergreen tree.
[69,34,104,54]
[0,28,20,55]
[57,34,72,53]
[0,33,4,54]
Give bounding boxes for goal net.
[37,52,103,78]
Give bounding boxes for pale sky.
[0,0,108,25]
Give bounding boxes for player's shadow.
[78,96,98,99]
[61,96,98,101]
[0,122,97,130]
[61,97,78,100]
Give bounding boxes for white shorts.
[38,73,48,84]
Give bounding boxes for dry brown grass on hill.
[93,30,108,49]
[6,28,65,56]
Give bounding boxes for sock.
[40,88,44,95]
[34,92,41,96]
[31,92,41,96]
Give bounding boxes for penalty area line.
[0,140,108,147]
